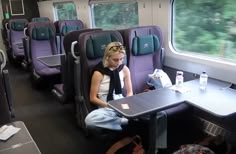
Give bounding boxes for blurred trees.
[55,2,77,20]
[173,0,236,60]
[93,2,138,30]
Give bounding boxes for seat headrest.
[86,33,121,59]
[62,25,82,36]
[132,34,160,56]
[11,21,26,31]
[31,17,50,22]
[32,27,54,40]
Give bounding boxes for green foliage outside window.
[92,2,138,30]
[54,2,77,20]
[173,0,236,61]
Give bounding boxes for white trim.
[9,0,25,16]
[0,49,6,72]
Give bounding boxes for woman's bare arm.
[90,71,108,107]
[123,65,133,97]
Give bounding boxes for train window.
[53,2,77,20]
[90,1,138,30]
[9,0,25,16]
[172,0,236,62]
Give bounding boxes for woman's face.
[107,52,125,69]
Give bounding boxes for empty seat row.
[3,18,84,70]
[27,20,84,84]
[3,18,85,88]
[3,17,50,61]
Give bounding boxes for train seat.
[52,28,102,104]
[123,25,191,115]
[27,22,60,81]
[56,20,84,53]
[75,30,123,133]
[7,19,28,60]
[31,17,50,22]
[22,18,51,69]
[122,25,193,150]
[122,26,164,94]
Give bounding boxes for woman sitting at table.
[85,41,167,152]
[85,41,133,130]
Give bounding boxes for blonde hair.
[103,42,126,67]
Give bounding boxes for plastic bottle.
[199,71,208,90]
[175,71,184,88]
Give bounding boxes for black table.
[108,78,234,118]
[108,88,185,118]
[0,121,41,154]
[187,87,236,116]
[37,54,65,68]
[108,78,234,154]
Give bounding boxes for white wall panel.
[37,1,55,21]
[75,0,91,28]
[138,0,153,26]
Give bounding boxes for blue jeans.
[85,107,127,130]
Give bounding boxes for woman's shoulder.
[122,65,130,75]
[93,70,104,79]
[122,65,130,71]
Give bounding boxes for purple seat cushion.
[28,22,60,76]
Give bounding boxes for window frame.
[170,0,236,66]
[165,0,236,85]
[9,0,25,16]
